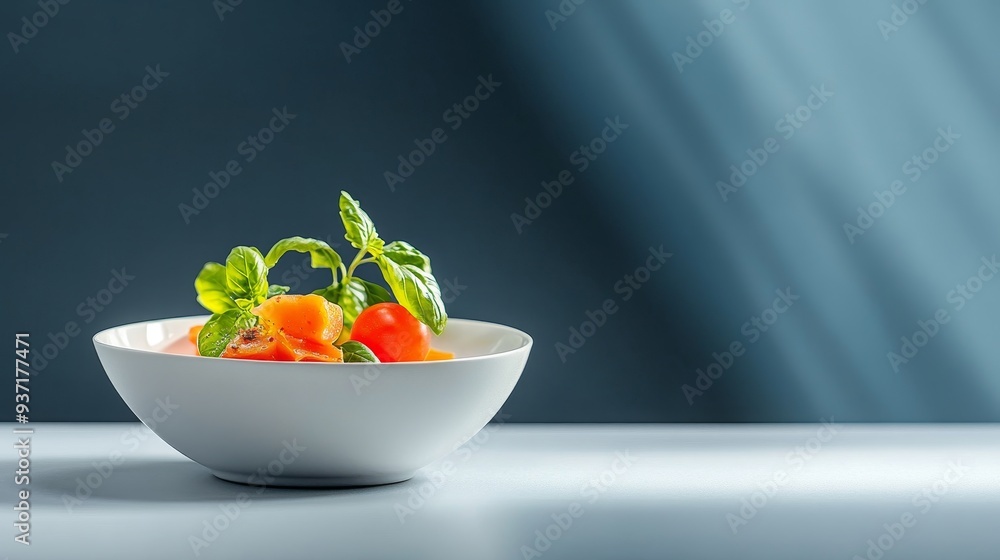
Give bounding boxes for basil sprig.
[193,191,449,358]
[260,191,447,334]
[194,246,270,357]
[334,192,446,333]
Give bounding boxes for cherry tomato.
[350,303,431,362]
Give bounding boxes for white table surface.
[2,423,998,560]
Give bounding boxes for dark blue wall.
[3,0,999,421]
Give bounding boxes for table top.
[3,423,999,560]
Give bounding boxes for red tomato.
[350,303,431,362]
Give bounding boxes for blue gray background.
[3,0,998,422]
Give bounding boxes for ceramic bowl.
[93,316,530,487]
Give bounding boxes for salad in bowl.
[189,191,453,364]
[93,191,531,487]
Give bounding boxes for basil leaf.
[267,284,290,298]
[382,241,431,273]
[339,191,384,256]
[376,256,447,334]
[340,340,380,363]
[198,309,256,358]
[341,277,391,326]
[195,262,238,313]
[225,246,269,309]
[312,284,338,302]
[263,236,342,283]
[314,278,391,327]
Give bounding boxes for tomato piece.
[255,294,343,345]
[425,348,454,361]
[350,303,431,362]
[220,325,297,361]
[284,336,344,362]
[219,323,344,362]
[188,325,203,346]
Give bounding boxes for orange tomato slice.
[425,348,455,361]
[255,294,343,345]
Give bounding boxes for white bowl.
[93,316,531,487]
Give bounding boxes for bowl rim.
[93,315,532,367]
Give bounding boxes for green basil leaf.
[225,246,269,308]
[376,256,447,334]
[267,284,290,298]
[381,241,431,273]
[198,309,256,358]
[312,284,338,303]
[195,262,238,313]
[340,340,380,363]
[341,277,391,327]
[314,278,391,327]
[263,236,343,284]
[339,191,384,256]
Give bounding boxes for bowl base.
[211,469,416,488]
